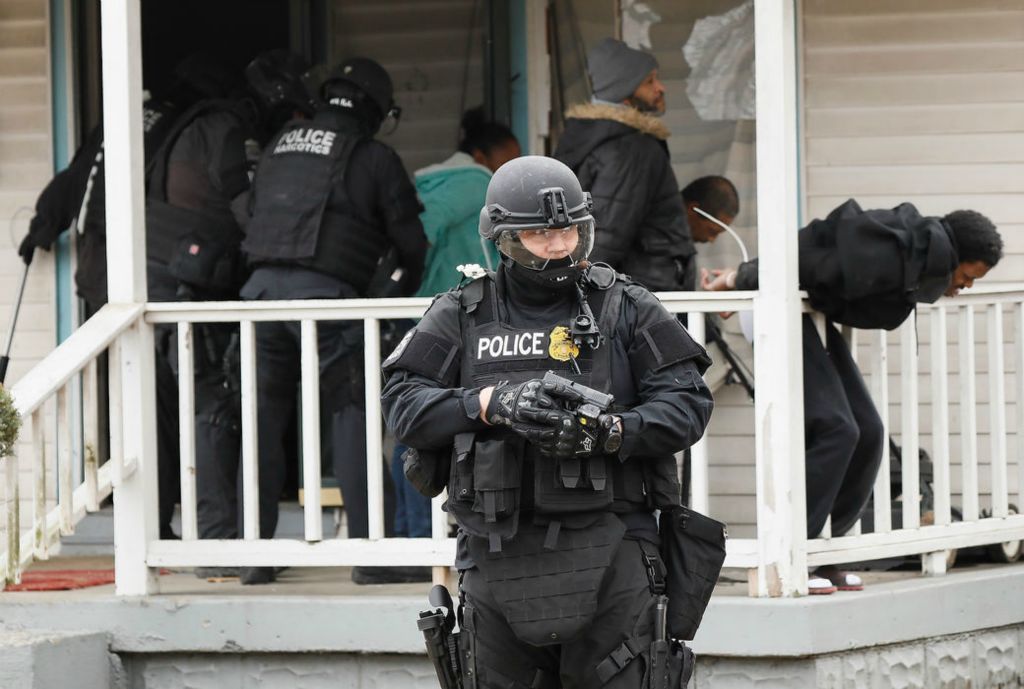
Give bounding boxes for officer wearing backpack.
[703,198,1003,592]
[239,57,427,585]
[382,156,714,687]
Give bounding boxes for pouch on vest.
[169,232,246,298]
[533,454,613,515]
[447,432,477,509]
[659,506,727,641]
[402,446,449,499]
[471,438,521,523]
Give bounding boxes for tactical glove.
[541,380,623,456]
[515,406,578,459]
[17,235,37,266]
[486,379,571,453]
[485,379,555,426]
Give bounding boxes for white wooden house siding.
[0,0,56,548]
[802,0,1024,523]
[329,0,485,175]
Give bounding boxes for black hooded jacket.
[554,103,696,292]
[734,199,959,330]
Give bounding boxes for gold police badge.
[548,326,580,362]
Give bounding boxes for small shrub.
[0,385,21,457]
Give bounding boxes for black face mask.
[503,256,582,294]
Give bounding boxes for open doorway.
[74,0,325,135]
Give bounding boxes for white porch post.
[750,0,808,597]
[101,0,159,594]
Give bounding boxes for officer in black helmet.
[144,49,315,579]
[239,56,427,584]
[18,52,241,542]
[381,156,713,687]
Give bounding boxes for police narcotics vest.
[242,112,390,291]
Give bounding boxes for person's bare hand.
[701,268,738,319]
[701,268,736,292]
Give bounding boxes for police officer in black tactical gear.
[145,50,315,579]
[240,56,427,585]
[381,156,714,688]
[19,52,240,541]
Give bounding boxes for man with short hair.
[555,37,697,292]
[681,175,740,244]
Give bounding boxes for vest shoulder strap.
[458,272,496,321]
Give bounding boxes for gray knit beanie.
[587,37,659,103]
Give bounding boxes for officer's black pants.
[242,267,393,539]
[192,324,242,540]
[803,315,885,538]
[154,325,181,538]
[461,537,690,688]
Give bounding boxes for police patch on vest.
[273,127,337,155]
[476,331,546,362]
[474,326,581,363]
[548,326,580,362]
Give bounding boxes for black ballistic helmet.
[245,50,314,116]
[322,57,398,131]
[479,156,595,270]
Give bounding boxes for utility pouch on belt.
[659,506,727,641]
[403,446,449,499]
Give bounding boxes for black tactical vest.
[242,113,390,291]
[446,272,680,550]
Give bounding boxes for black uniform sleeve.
[371,142,427,293]
[734,258,759,290]
[26,127,104,249]
[380,291,488,448]
[615,285,714,461]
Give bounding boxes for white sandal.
[808,575,837,595]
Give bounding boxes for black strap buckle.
[594,637,643,683]
[642,550,666,595]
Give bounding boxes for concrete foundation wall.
[118,624,1024,689]
[0,630,112,689]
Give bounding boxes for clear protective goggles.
[495,219,595,271]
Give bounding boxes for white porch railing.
[4,287,1023,595]
[802,285,1024,575]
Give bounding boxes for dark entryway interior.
[74,0,326,136]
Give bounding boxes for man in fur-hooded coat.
[555,38,696,292]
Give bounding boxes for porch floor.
[8,554,930,599]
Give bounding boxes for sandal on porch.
[814,565,864,591]
[808,576,837,595]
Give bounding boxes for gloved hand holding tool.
[484,378,577,457]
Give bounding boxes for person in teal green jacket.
[370,111,520,577]
[414,108,520,298]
